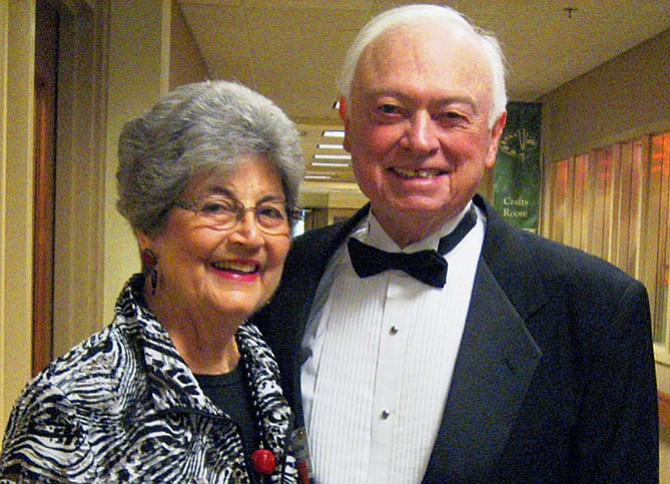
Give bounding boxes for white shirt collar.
[354,200,475,253]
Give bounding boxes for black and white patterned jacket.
[0,274,299,483]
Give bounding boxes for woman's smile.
[210,258,262,282]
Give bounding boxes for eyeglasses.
[174,195,302,235]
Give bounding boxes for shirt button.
[389,326,399,335]
[381,410,391,419]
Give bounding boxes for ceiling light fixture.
[314,154,351,160]
[312,162,350,167]
[305,175,333,180]
[322,130,345,138]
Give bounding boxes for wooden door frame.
[33,0,58,374]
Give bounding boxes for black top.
[195,365,259,474]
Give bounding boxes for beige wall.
[102,1,171,326]
[50,1,207,360]
[539,29,670,394]
[0,0,36,433]
[52,3,107,356]
[541,28,670,162]
[0,0,182,435]
[170,2,209,90]
[101,0,209,323]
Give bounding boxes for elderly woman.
[0,81,306,483]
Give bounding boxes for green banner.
[493,102,542,232]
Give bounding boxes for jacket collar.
[115,274,293,462]
[423,195,545,480]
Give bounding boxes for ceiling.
[177,0,670,188]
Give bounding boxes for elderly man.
[254,4,658,482]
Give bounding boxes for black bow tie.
[348,206,477,288]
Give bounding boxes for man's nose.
[403,111,440,153]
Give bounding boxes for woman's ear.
[136,230,152,251]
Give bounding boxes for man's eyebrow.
[433,95,478,108]
[365,89,478,108]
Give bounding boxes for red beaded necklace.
[251,448,276,475]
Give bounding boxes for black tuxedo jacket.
[252,195,658,482]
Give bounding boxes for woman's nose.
[229,210,264,247]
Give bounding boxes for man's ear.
[485,111,507,169]
[338,96,347,121]
[338,96,351,153]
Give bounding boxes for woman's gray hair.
[116,80,304,236]
[337,4,507,128]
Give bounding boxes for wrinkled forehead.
[354,23,494,101]
[181,153,278,192]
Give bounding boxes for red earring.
[141,248,158,295]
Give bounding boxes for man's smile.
[391,167,447,179]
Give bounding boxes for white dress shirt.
[301,202,485,483]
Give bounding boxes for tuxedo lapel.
[423,257,542,482]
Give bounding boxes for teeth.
[211,261,258,274]
[393,167,443,178]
